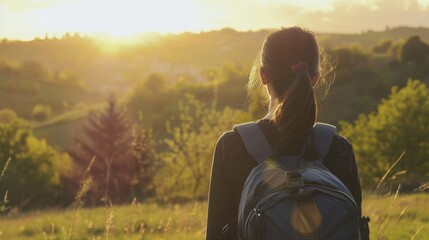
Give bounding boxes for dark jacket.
[206,119,362,240]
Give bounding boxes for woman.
[206,27,362,239]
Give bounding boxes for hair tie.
[291,62,309,74]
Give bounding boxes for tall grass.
[66,156,95,240]
[0,195,427,239]
[0,152,428,239]
[0,157,12,214]
[0,157,11,182]
[363,150,428,239]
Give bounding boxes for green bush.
[340,79,429,188]
[0,121,71,210]
[372,39,392,54]
[32,104,52,121]
[0,109,18,123]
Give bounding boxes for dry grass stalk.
[414,182,429,192]
[104,210,114,240]
[0,158,11,213]
[375,150,405,192]
[66,156,96,240]
[378,184,402,238]
[410,226,424,240]
[0,157,12,182]
[393,205,408,224]
[139,223,146,239]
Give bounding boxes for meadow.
[0,193,427,240]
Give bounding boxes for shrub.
[340,80,429,187]
[32,104,52,121]
[0,121,71,210]
[0,109,18,123]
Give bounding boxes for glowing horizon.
[1,0,429,41]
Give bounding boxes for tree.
[331,44,370,71]
[155,95,251,200]
[0,121,70,210]
[32,104,52,121]
[340,80,429,187]
[127,73,169,132]
[401,36,429,64]
[132,127,157,200]
[389,40,405,61]
[372,39,392,54]
[143,73,166,92]
[69,95,141,205]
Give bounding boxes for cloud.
[1,0,429,39]
[193,0,305,30]
[300,0,429,32]
[200,0,429,33]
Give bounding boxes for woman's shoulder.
[217,129,239,143]
[216,129,245,152]
[215,124,261,160]
[331,132,354,152]
[216,120,274,151]
[216,121,261,148]
[325,132,355,164]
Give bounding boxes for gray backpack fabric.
[233,122,360,240]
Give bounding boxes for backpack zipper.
[243,208,257,240]
[243,189,293,239]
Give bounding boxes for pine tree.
[69,94,137,205]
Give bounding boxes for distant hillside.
[2,27,428,92]
[32,103,106,150]
[319,26,429,49]
[0,77,104,119]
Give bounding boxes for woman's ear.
[260,68,269,85]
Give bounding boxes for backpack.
[233,122,361,240]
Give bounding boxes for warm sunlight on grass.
[0,194,427,239]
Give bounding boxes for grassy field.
[0,194,427,240]
[0,78,104,119]
[364,193,428,239]
[31,102,106,149]
[0,201,206,240]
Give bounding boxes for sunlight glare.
[1,0,210,40]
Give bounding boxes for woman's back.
[206,119,362,239]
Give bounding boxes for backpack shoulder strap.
[313,122,337,163]
[233,122,273,164]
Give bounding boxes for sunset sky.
[1,0,429,40]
